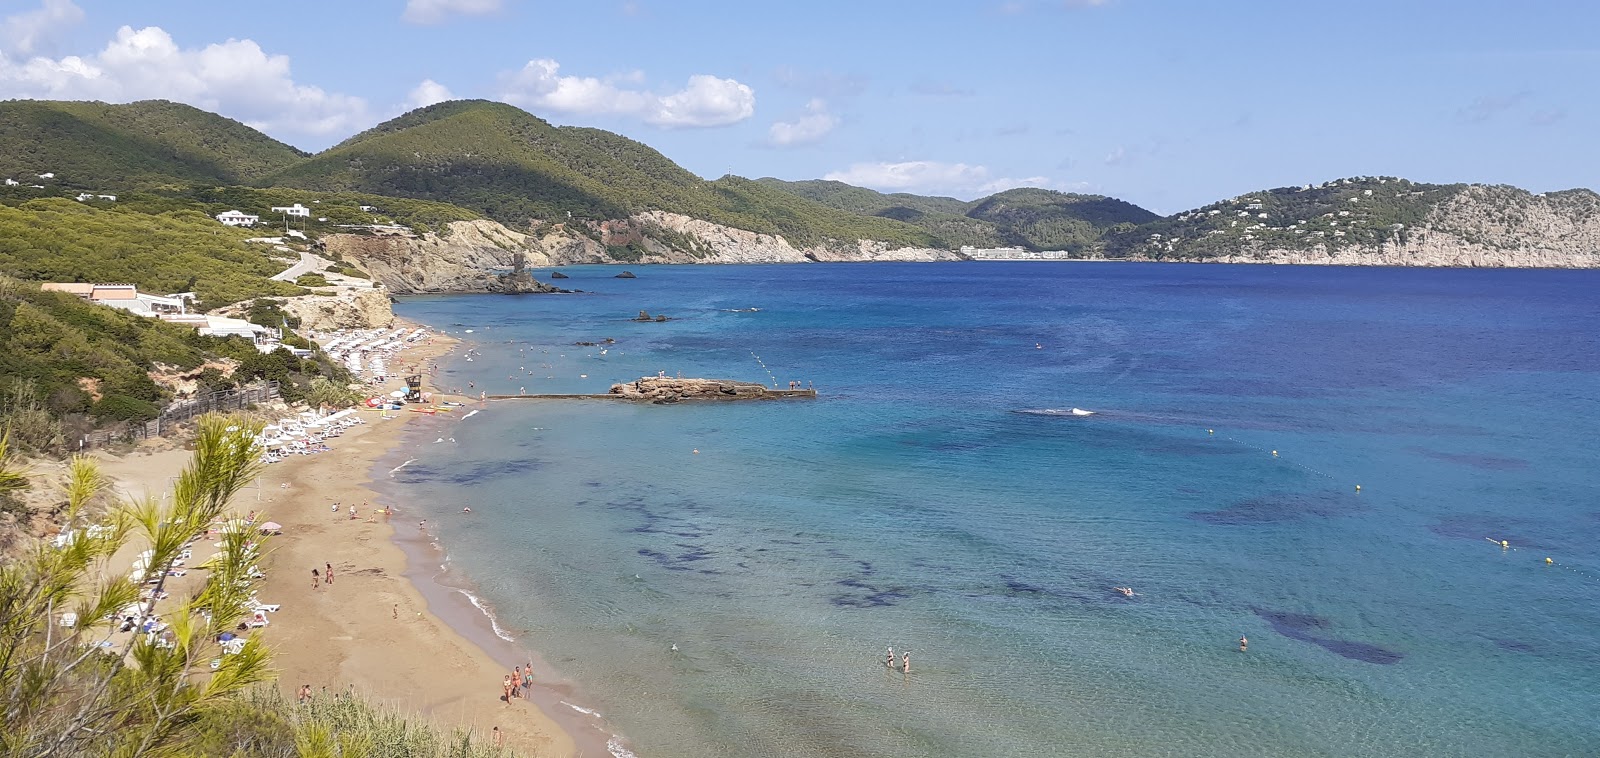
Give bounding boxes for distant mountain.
[268,100,934,248]
[0,99,307,187]
[755,179,1159,252]
[1100,177,1600,266]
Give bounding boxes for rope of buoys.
[1484,538,1600,582]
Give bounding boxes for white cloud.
[499,58,754,128]
[406,78,454,110]
[824,160,1066,197]
[0,0,83,56]
[0,25,368,138]
[767,98,837,146]
[402,0,502,25]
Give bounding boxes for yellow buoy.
[1546,557,1553,564]
[1355,485,1361,492]
[1271,450,1278,457]
[1500,540,1509,549]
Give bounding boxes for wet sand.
[95,327,605,757]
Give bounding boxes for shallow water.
[392,262,1600,757]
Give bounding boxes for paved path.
[270,251,329,282]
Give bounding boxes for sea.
[384,262,1600,757]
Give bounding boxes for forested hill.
[0,99,307,187]
[1099,177,1600,264]
[755,179,1159,252]
[264,100,935,248]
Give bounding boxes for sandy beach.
[94,327,600,758]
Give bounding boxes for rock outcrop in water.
[609,377,791,403]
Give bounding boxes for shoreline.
[371,408,634,757]
[94,319,608,757]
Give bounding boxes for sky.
[0,0,1595,213]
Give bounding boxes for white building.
[37,172,54,179]
[216,210,260,227]
[270,203,311,218]
[3,178,17,186]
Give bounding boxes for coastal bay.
[387,262,1600,757]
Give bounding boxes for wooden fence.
[74,381,280,451]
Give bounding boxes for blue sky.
[1,0,1594,213]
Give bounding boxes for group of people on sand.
[501,662,535,702]
[311,562,334,590]
[884,647,912,674]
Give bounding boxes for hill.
[755,179,1160,252]
[0,99,307,188]
[1101,177,1600,265]
[268,100,935,249]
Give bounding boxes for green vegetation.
[0,419,273,754]
[268,100,936,248]
[755,179,1159,251]
[295,273,331,287]
[1101,177,1468,259]
[0,99,306,188]
[0,420,515,756]
[0,198,301,309]
[0,279,353,448]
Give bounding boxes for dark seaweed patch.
[1407,446,1529,471]
[1493,638,1536,654]
[390,458,535,485]
[1253,608,1403,665]
[1189,491,1362,525]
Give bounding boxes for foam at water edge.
[457,588,516,642]
[462,409,481,419]
[561,700,602,717]
[606,736,638,758]
[388,458,417,476]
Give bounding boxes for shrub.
[92,394,159,423]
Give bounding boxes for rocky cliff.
[277,288,396,330]
[317,215,959,294]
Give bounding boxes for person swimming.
[1115,586,1134,597]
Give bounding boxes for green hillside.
[269,100,935,248]
[756,178,1159,251]
[1101,177,1465,259]
[0,99,307,188]
[0,198,301,308]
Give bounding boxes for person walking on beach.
[513,667,523,698]
[311,568,319,590]
[523,666,533,694]
[492,726,503,747]
[326,563,334,585]
[502,675,513,702]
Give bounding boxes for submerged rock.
[549,271,570,279]
[615,270,638,279]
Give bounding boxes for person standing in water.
[1239,635,1248,652]
[885,647,896,669]
[901,651,911,674]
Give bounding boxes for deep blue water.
[390,262,1600,757]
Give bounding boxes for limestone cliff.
[277,289,395,330]
[316,221,570,293]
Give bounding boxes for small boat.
[1070,408,1095,416]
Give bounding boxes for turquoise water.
[391,263,1600,757]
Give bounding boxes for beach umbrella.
[219,632,235,642]
[258,522,283,534]
[389,389,406,398]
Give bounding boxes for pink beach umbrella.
[257,522,283,534]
